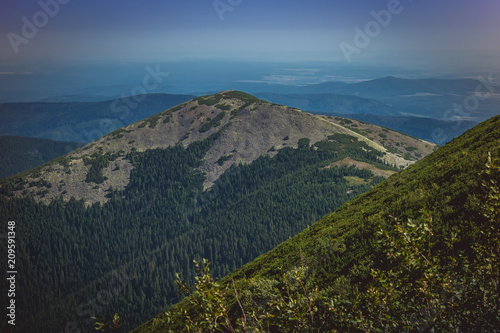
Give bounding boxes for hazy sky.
[1,0,499,69]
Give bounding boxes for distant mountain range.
[321,76,500,122]
[0,93,194,142]
[254,92,400,116]
[255,75,499,120]
[335,76,483,96]
[2,76,496,145]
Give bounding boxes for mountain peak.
[0,92,436,205]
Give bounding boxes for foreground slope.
[135,114,500,332]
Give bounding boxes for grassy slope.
[133,114,500,332]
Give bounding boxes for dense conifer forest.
[0,136,83,179]
[0,126,392,332]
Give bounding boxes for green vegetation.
[327,133,356,144]
[216,155,233,166]
[335,117,353,126]
[83,151,120,184]
[147,114,162,128]
[222,91,261,104]
[133,115,500,332]
[214,103,231,111]
[58,157,70,168]
[93,313,121,332]
[136,113,163,128]
[297,138,310,148]
[199,112,226,133]
[323,134,385,160]
[109,128,133,138]
[228,92,264,118]
[140,170,500,332]
[168,103,187,113]
[196,94,224,106]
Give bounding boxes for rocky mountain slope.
[1,91,435,206]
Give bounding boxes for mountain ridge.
[0,91,436,206]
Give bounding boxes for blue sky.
[1,0,499,68]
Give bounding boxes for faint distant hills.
[256,76,499,121]
[254,93,400,116]
[0,94,194,142]
[331,76,500,122]
[253,76,498,144]
[336,76,482,96]
[1,76,497,144]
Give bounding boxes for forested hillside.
[0,136,83,179]
[0,92,435,332]
[135,114,500,332]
